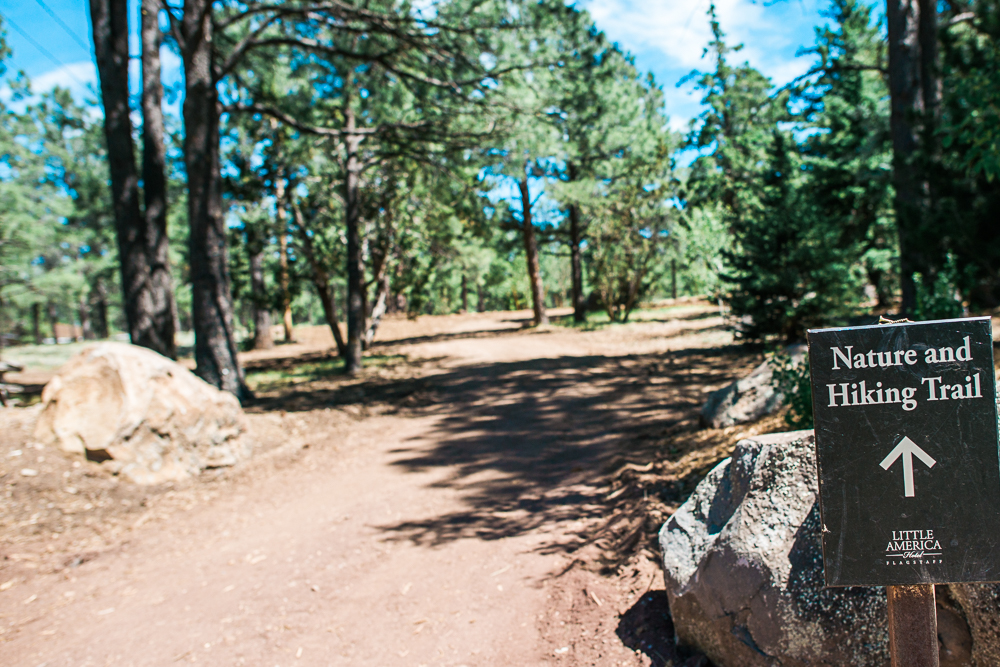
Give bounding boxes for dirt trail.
[1,305,763,666]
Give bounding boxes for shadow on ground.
[247,342,757,555]
[242,317,763,568]
[616,591,712,667]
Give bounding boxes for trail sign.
[808,317,1000,587]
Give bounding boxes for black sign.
[808,317,1000,587]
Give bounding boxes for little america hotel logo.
[886,529,943,565]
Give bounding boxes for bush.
[769,350,813,429]
[912,254,968,321]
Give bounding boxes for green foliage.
[940,3,1000,182]
[587,169,674,322]
[800,0,896,307]
[0,67,121,342]
[683,6,782,228]
[912,255,969,321]
[685,2,889,340]
[931,0,1000,308]
[722,131,869,340]
[770,351,814,429]
[9,0,1000,359]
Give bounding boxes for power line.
[33,0,92,53]
[0,9,88,88]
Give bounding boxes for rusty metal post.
[887,584,939,667]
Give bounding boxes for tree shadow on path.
[369,345,758,552]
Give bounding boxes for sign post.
[886,585,937,667]
[808,316,1000,666]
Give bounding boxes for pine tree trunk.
[275,177,294,343]
[917,0,940,137]
[518,175,548,326]
[887,0,926,315]
[181,0,249,400]
[140,0,176,358]
[47,302,59,344]
[671,259,677,300]
[460,273,468,313]
[344,104,365,373]
[359,202,390,350]
[79,292,93,340]
[246,224,273,350]
[568,203,585,323]
[31,303,41,345]
[293,203,347,357]
[477,283,486,312]
[917,0,941,247]
[90,0,160,353]
[363,270,389,349]
[91,280,109,339]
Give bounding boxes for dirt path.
[1,305,764,666]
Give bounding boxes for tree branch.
[224,102,376,136]
[946,11,975,27]
[218,13,284,77]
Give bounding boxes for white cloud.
[31,61,98,98]
[0,60,98,112]
[583,0,821,82]
[587,0,751,70]
[668,115,692,133]
[580,0,826,124]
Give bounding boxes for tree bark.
[181,0,249,400]
[917,0,941,254]
[886,0,926,315]
[568,203,585,323]
[90,0,161,353]
[293,203,347,357]
[140,0,177,358]
[31,303,41,345]
[364,268,389,349]
[275,176,294,343]
[344,103,365,373]
[246,223,273,350]
[47,302,59,344]
[566,161,585,323]
[91,279,109,339]
[460,273,469,313]
[78,292,92,341]
[362,229,391,349]
[917,0,940,136]
[518,174,548,325]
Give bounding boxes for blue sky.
[2,0,833,129]
[578,0,829,130]
[0,0,99,99]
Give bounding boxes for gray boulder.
[699,345,806,429]
[660,430,890,666]
[660,430,1000,666]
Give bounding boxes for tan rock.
[33,342,252,484]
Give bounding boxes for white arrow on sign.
[879,436,937,498]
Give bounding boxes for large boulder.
[660,430,890,666]
[699,345,806,429]
[33,342,252,484]
[659,430,1000,666]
